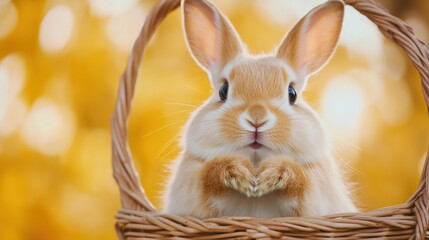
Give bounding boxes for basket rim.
[111,0,429,239]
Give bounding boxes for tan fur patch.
[229,58,288,101]
[200,155,255,206]
[247,104,268,125]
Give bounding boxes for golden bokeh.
[0,0,428,239]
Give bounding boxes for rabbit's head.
[181,0,344,165]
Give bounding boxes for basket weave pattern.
[111,0,429,239]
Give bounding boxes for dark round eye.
[219,82,229,101]
[288,85,297,104]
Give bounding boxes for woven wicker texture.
[111,0,429,239]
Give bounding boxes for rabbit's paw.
[256,157,307,197]
[217,156,258,197]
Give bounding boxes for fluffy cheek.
[266,106,293,149]
[265,102,328,163]
[285,105,329,163]
[219,105,247,144]
[184,102,242,160]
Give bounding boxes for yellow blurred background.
[0,0,428,239]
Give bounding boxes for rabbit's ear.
[277,1,344,79]
[182,0,243,74]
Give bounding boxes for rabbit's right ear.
[276,1,344,83]
[182,0,243,75]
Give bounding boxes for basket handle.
[111,0,181,212]
[340,1,429,238]
[111,0,429,237]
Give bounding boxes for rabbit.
[163,0,357,218]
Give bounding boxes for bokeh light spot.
[0,99,27,137]
[321,74,366,138]
[0,54,26,101]
[257,0,325,26]
[21,98,75,156]
[0,0,18,39]
[39,5,75,53]
[106,5,145,51]
[375,42,406,81]
[89,0,138,16]
[340,6,383,61]
[0,53,26,134]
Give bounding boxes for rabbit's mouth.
[249,141,263,150]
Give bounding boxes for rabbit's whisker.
[143,119,187,138]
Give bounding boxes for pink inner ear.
[184,2,220,69]
[304,9,343,73]
[183,0,243,73]
[193,1,215,21]
[276,2,344,77]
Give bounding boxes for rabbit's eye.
[219,82,229,101]
[288,85,297,104]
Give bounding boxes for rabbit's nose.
[240,104,277,132]
[246,119,267,129]
[247,104,267,123]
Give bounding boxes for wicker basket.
[111,0,429,239]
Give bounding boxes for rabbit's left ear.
[277,1,344,81]
[182,0,243,76]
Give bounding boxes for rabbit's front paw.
[256,157,307,197]
[220,156,258,197]
[202,155,258,198]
